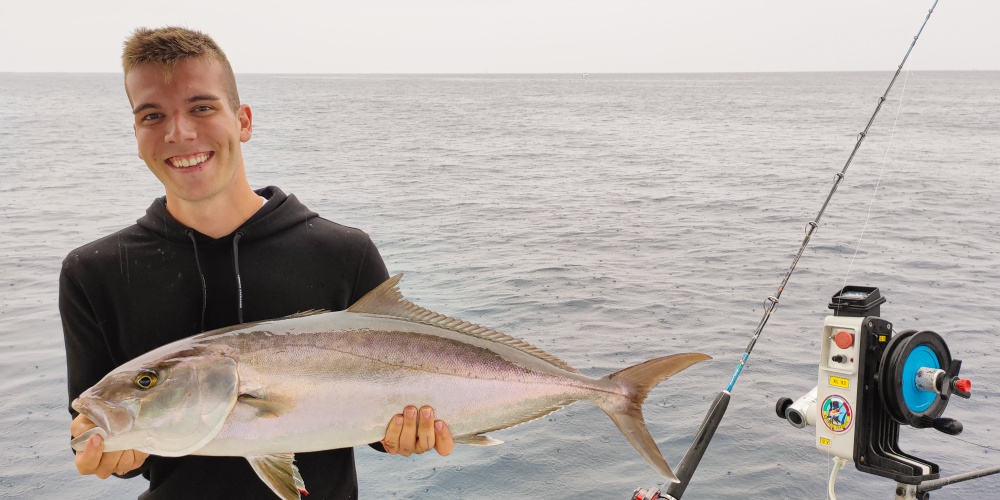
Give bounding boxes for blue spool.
[901,345,940,414]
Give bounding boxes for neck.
[165,184,262,239]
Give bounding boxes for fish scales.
[203,318,601,455]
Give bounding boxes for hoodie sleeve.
[350,236,390,304]
[60,256,155,479]
[59,259,115,419]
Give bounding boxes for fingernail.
[404,407,416,418]
[89,434,102,447]
[421,408,431,418]
[435,421,444,431]
[395,415,403,424]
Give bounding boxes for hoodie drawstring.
[184,229,208,333]
[233,231,245,324]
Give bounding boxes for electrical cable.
[828,456,848,500]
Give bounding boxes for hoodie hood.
[136,186,318,245]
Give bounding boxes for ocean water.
[1,71,998,499]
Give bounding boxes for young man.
[61,26,452,499]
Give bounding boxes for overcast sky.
[2,1,997,73]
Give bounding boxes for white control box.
[815,315,864,460]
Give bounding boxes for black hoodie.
[60,186,388,499]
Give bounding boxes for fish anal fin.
[238,394,292,419]
[247,453,306,500]
[454,434,504,446]
[347,274,581,374]
[451,401,572,448]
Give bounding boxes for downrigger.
[776,286,974,499]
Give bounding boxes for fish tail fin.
[596,353,711,483]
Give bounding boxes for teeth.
[170,153,210,168]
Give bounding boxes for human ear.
[239,104,252,142]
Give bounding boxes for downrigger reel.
[776,286,973,494]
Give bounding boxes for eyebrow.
[132,94,222,115]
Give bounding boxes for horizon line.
[2,69,997,76]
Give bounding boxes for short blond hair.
[122,27,241,112]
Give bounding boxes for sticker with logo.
[821,395,853,433]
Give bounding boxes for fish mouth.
[71,397,133,436]
[72,397,112,432]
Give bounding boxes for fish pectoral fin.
[238,394,292,419]
[247,453,307,500]
[454,434,504,446]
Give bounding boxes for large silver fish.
[71,275,710,499]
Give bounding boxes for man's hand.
[381,406,454,457]
[71,414,149,479]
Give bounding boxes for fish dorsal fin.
[281,309,330,320]
[201,310,330,340]
[349,274,580,374]
[247,453,307,500]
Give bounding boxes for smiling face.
[126,57,253,207]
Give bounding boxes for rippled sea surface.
[1,71,998,499]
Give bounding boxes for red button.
[834,330,854,349]
[955,378,972,393]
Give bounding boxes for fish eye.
[134,370,158,390]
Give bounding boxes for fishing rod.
[631,2,944,499]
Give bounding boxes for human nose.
[164,113,196,143]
